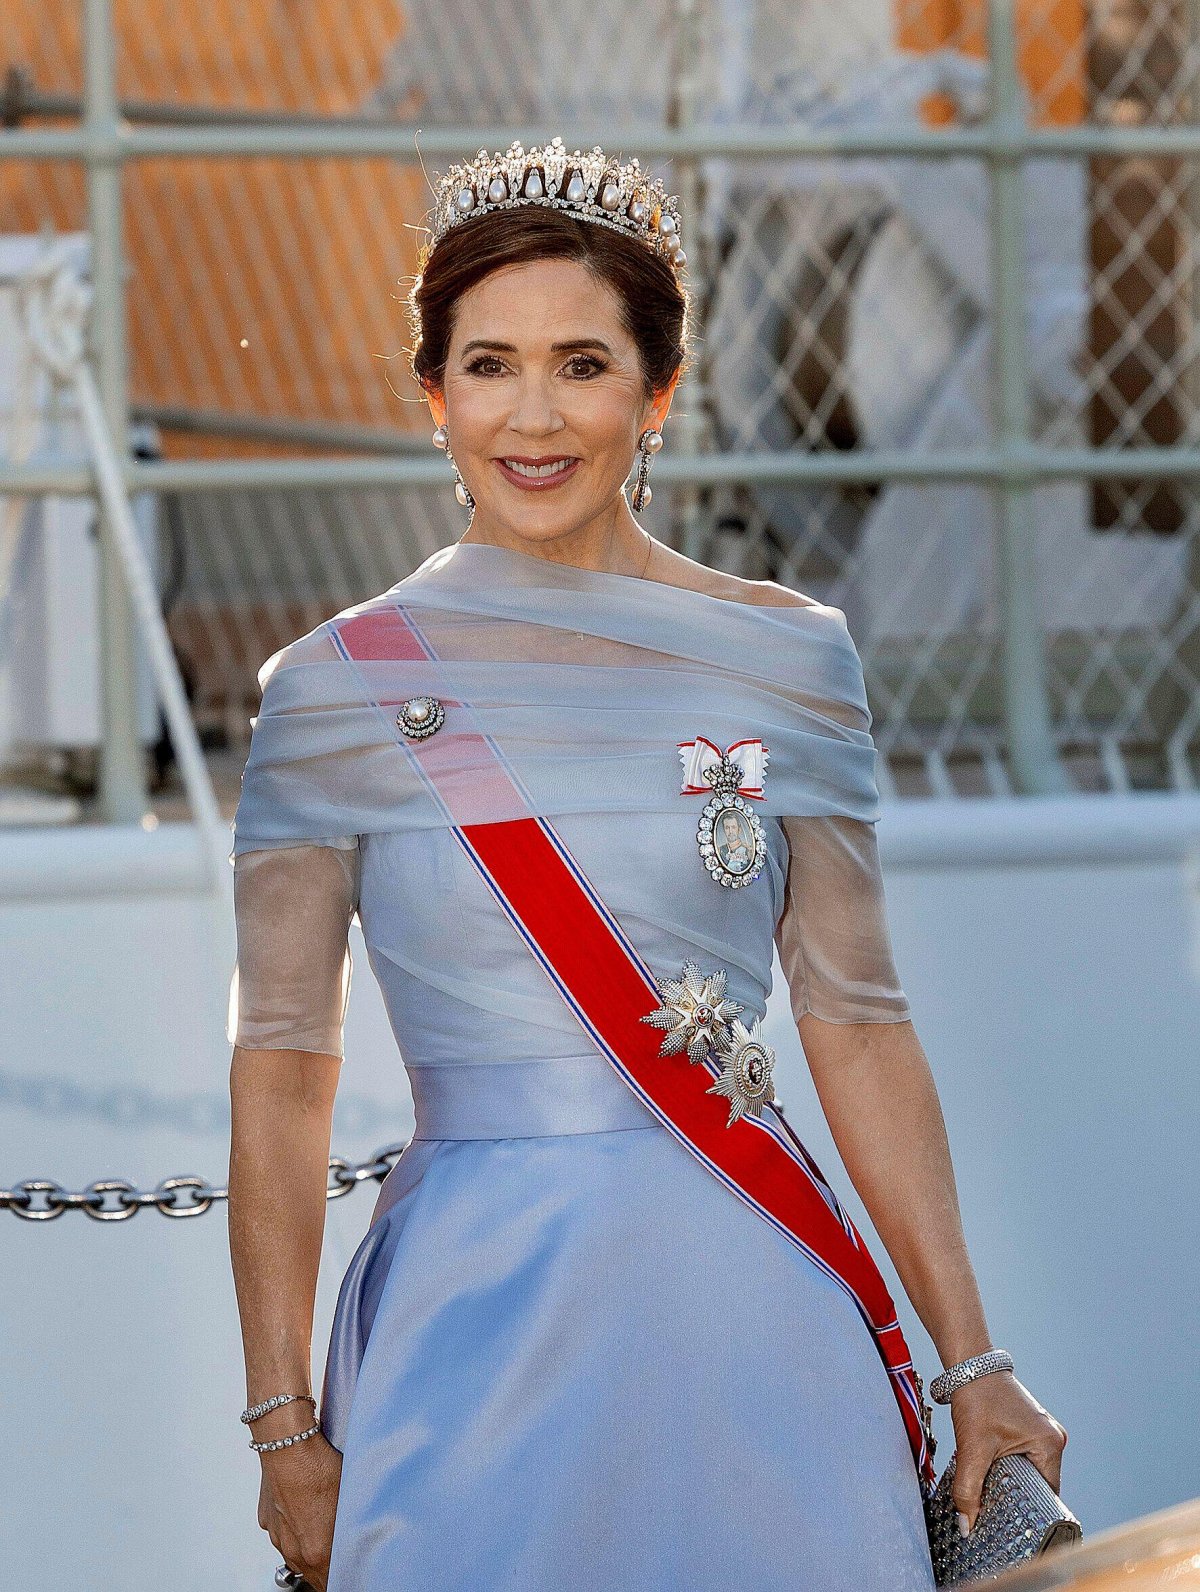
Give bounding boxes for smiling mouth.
[500,456,577,476]
[494,456,582,488]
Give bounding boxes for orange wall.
[2,2,423,458]
[896,0,1086,126]
[4,3,1087,465]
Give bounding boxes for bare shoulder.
[648,540,824,610]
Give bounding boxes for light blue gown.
[231,540,936,1591]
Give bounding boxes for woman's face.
[425,258,678,551]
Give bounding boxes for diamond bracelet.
[929,1348,1015,1404]
[250,1419,322,1454]
[240,1392,316,1426]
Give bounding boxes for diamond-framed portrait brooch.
[679,736,769,889]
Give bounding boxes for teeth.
[504,458,574,478]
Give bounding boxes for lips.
[493,456,582,491]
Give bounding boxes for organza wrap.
[230,540,912,1054]
[232,540,882,850]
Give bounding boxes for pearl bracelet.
[250,1419,322,1454]
[241,1392,316,1426]
[929,1347,1014,1404]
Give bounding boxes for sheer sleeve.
[774,813,912,1026]
[227,840,361,1057]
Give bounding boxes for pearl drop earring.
[432,422,474,512]
[631,427,663,513]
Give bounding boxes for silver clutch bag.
[924,1450,1083,1586]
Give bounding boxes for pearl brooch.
[397,695,445,739]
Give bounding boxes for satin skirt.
[319,1056,936,1592]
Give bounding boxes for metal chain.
[0,1142,409,1221]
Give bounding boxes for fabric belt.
[408,1055,663,1140]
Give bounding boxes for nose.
[506,374,566,437]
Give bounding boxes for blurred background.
[0,2,1198,1588]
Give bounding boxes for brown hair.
[406,206,692,405]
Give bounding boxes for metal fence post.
[1,103,1195,792]
[84,0,147,822]
[987,0,1073,794]
[669,0,711,563]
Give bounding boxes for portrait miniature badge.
[678,736,769,888]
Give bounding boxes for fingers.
[951,1449,991,1534]
[1029,1424,1068,1495]
[282,1558,327,1592]
[955,1426,1069,1533]
[267,1523,332,1591]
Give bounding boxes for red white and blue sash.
[331,601,936,1495]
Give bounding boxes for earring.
[631,427,664,513]
[432,423,474,512]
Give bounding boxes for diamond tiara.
[429,136,686,272]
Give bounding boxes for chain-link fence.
[2,0,1200,806]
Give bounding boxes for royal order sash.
[333,602,937,1495]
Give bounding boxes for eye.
[463,353,608,378]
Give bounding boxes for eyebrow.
[459,338,615,357]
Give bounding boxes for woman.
[227,138,1068,1592]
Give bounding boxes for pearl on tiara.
[429,136,686,272]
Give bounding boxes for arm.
[801,1015,993,1376]
[226,842,359,1591]
[776,816,1068,1530]
[229,1052,339,1411]
[803,1016,1067,1527]
[229,1046,342,1590]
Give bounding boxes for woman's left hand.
[948,1371,1069,1533]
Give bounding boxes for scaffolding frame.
[2,0,1199,816]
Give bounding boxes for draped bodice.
[228,540,913,1082]
[355,807,788,1071]
[232,539,882,846]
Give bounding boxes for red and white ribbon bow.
[678,736,769,799]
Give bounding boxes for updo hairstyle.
[406,206,692,407]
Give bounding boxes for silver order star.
[705,1015,777,1126]
[639,959,744,1064]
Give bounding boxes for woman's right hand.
[257,1434,343,1592]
